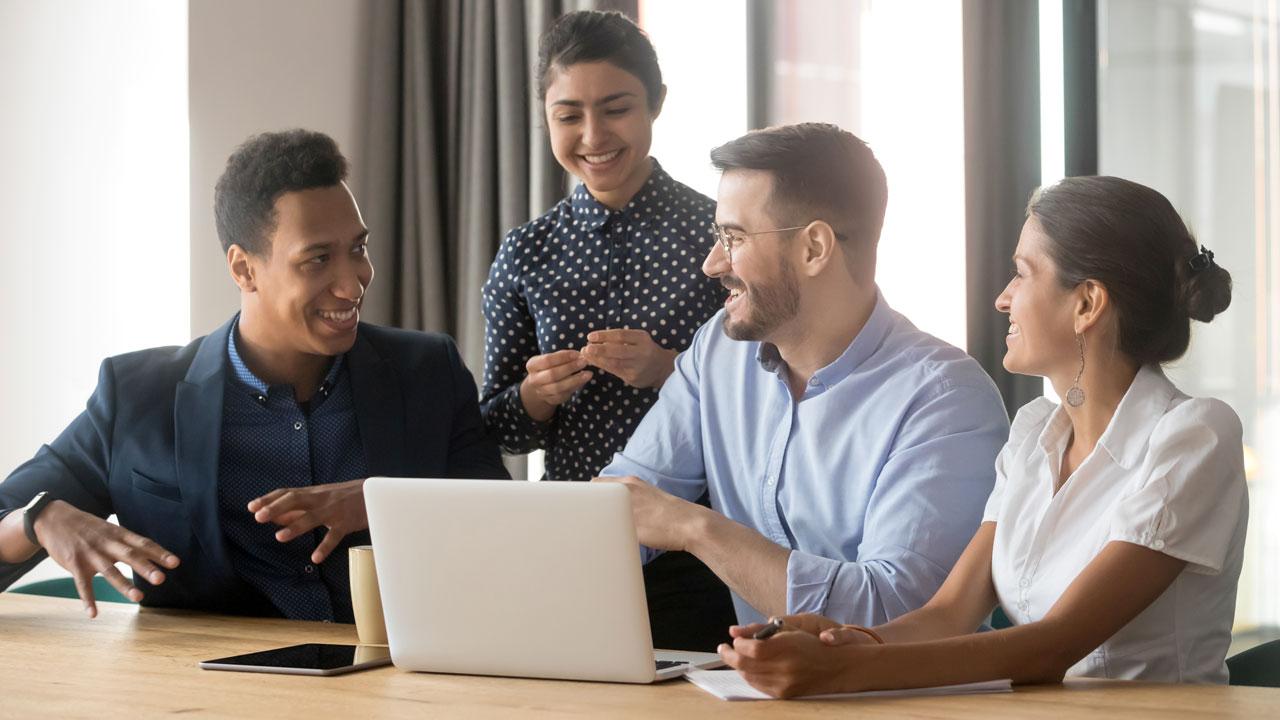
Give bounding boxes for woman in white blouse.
[718,176,1247,696]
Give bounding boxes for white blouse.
[983,365,1248,683]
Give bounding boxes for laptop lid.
[364,477,664,683]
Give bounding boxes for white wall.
[0,0,189,584]
[1,0,381,588]
[188,0,381,336]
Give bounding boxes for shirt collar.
[754,288,894,392]
[1036,364,1178,470]
[1096,364,1179,469]
[226,314,344,401]
[569,158,675,232]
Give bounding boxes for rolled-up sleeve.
[786,381,1009,625]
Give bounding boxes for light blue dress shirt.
[601,290,1010,625]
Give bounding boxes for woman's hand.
[579,329,677,389]
[816,624,884,646]
[519,350,593,421]
[728,613,844,640]
[718,628,869,699]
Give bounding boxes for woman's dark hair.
[214,129,348,256]
[536,10,663,111]
[1028,175,1232,364]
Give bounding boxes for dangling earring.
[1065,334,1086,408]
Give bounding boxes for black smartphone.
[199,643,392,676]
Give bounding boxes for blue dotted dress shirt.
[218,319,368,622]
[480,160,727,481]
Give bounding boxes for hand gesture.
[519,350,593,421]
[580,329,677,389]
[33,500,180,618]
[248,478,367,564]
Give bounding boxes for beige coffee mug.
[349,545,388,645]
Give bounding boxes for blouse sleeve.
[1107,398,1248,575]
[479,227,551,454]
[983,397,1054,523]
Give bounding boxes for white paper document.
[684,668,1013,701]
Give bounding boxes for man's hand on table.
[32,500,180,618]
[248,478,368,564]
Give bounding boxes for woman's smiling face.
[543,60,662,207]
[995,216,1081,378]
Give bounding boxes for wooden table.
[1,593,1276,718]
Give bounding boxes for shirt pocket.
[130,469,183,504]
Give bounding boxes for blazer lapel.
[348,327,406,477]
[174,317,233,575]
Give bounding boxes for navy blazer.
[0,317,507,614]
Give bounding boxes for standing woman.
[480,11,734,650]
[719,176,1247,696]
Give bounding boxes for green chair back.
[9,576,135,604]
[991,605,1013,629]
[1228,639,1280,687]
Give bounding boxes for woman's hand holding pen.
[579,329,677,389]
[719,623,869,699]
[719,614,884,698]
[520,350,593,421]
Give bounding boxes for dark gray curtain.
[360,0,637,369]
[963,0,1044,419]
[357,1,636,476]
[1064,0,1099,177]
[359,0,589,371]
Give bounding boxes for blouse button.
[293,421,304,431]
[1152,539,1165,550]
[1018,577,1030,589]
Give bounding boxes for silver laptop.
[363,477,724,683]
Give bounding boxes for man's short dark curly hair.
[214,129,349,255]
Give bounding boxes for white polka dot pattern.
[480,161,726,481]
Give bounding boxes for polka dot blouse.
[480,160,727,481]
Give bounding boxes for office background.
[1,0,1276,649]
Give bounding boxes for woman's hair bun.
[1182,256,1232,323]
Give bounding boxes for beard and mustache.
[721,256,801,342]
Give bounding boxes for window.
[643,0,967,349]
[1097,0,1278,633]
[0,0,189,583]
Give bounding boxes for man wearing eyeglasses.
[594,123,1009,630]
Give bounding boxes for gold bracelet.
[843,625,885,644]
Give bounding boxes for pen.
[752,617,784,640]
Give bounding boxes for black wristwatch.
[22,492,56,546]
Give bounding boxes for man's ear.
[227,244,258,293]
[797,221,840,278]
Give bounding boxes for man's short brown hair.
[710,123,887,278]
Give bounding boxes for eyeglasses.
[711,223,808,264]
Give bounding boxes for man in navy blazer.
[0,130,507,620]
